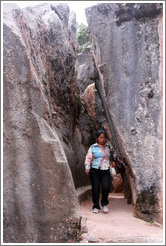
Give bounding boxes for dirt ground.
[79,193,164,244]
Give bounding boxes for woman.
[84,129,116,214]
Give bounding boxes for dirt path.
[79,193,163,243]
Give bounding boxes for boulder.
[85,3,163,222]
[3,3,81,243]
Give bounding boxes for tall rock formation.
[85,3,163,222]
[3,3,81,243]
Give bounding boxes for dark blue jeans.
[90,167,110,209]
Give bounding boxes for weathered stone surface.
[75,47,110,143]
[76,185,91,204]
[3,3,81,243]
[85,3,163,222]
[112,174,124,193]
[76,47,95,95]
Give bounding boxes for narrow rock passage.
[80,193,163,243]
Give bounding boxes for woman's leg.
[90,168,100,209]
[100,169,110,207]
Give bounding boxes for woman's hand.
[111,161,116,168]
[85,168,90,175]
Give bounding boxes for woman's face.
[97,133,106,145]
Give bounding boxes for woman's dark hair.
[96,129,106,139]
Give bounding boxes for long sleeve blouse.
[84,142,114,171]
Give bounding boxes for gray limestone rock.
[85,3,163,222]
[3,3,81,243]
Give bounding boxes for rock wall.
[76,47,112,139]
[85,3,163,222]
[3,3,81,243]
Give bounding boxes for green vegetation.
[136,216,155,224]
[145,219,155,224]
[76,23,90,53]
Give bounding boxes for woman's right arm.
[84,147,93,175]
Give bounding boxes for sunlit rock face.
[3,3,82,243]
[85,3,163,222]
